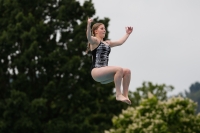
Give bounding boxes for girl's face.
[95,24,106,38]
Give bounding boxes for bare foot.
[123,94,132,105]
[116,94,131,105]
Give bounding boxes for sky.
[79,0,200,96]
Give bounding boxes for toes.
[115,94,132,105]
[125,98,131,104]
[123,99,130,105]
[127,99,131,104]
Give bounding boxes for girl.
[86,18,133,105]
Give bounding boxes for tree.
[185,82,200,113]
[0,0,122,133]
[0,0,178,132]
[128,82,174,106]
[188,82,200,93]
[105,93,200,133]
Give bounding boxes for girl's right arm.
[86,18,98,44]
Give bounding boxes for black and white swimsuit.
[91,42,111,70]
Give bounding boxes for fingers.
[125,27,133,30]
[87,17,93,24]
[127,27,133,30]
[125,26,133,34]
[87,17,92,21]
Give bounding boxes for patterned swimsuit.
[91,42,111,70]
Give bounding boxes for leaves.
[184,82,200,113]
[129,82,174,107]
[106,94,200,133]
[0,0,119,133]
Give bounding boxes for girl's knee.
[116,67,123,75]
[123,68,131,75]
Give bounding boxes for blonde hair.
[86,23,104,53]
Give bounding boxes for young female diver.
[86,18,133,104]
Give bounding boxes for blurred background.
[0,0,200,133]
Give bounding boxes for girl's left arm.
[107,26,133,47]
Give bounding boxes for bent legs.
[122,68,131,99]
[91,66,131,104]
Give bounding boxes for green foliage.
[188,82,200,93]
[0,0,124,133]
[185,82,200,113]
[105,93,200,133]
[129,82,174,107]
[0,0,180,133]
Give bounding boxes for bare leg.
[91,66,131,104]
[122,68,131,103]
[113,68,130,104]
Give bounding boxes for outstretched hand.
[87,17,93,25]
[125,27,133,34]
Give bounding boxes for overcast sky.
[79,0,200,96]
